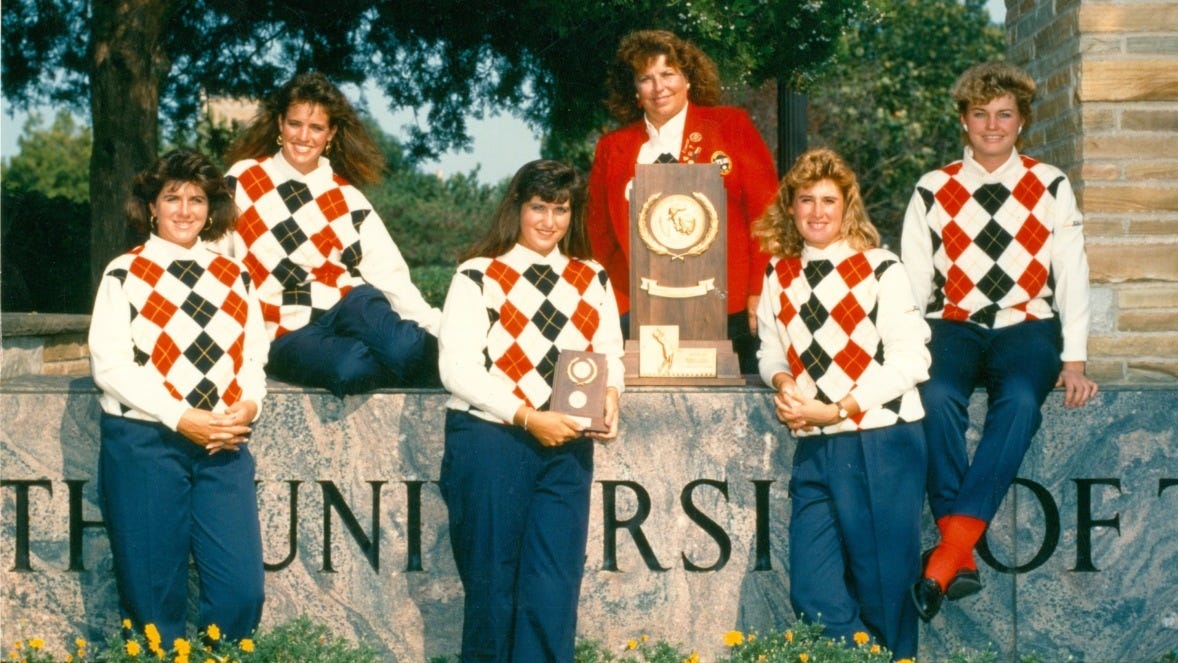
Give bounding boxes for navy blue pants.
[268,284,439,396]
[98,414,264,644]
[788,422,926,659]
[920,319,1061,523]
[439,410,593,662]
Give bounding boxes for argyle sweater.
[756,241,930,436]
[89,236,268,430]
[227,152,440,341]
[901,148,1090,361]
[439,243,625,425]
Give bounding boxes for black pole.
[777,82,808,174]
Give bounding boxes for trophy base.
[623,339,748,386]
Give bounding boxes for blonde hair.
[752,148,879,258]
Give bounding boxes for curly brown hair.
[462,160,590,261]
[752,148,879,259]
[951,61,1036,131]
[603,30,722,124]
[125,149,236,242]
[224,71,386,186]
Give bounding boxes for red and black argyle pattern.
[459,257,608,413]
[914,155,1065,328]
[771,251,916,430]
[105,244,253,412]
[228,157,369,339]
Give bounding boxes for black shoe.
[920,548,983,601]
[945,569,983,600]
[911,578,943,622]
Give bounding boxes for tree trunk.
[88,0,171,292]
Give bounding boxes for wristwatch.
[836,403,849,421]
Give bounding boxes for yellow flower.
[75,638,87,649]
[66,656,74,663]
[124,619,133,630]
[627,638,638,650]
[898,659,915,663]
[174,639,191,656]
[239,639,254,653]
[723,630,744,647]
[785,630,794,643]
[205,625,221,642]
[683,652,699,663]
[854,631,870,646]
[126,640,143,656]
[29,638,44,650]
[799,654,810,663]
[149,641,164,658]
[748,633,756,643]
[641,634,649,643]
[871,644,882,654]
[145,624,161,645]
[174,655,189,663]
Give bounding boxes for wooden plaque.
[626,164,742,385]
[550,350,609,433]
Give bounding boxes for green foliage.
[3,0,865,161]
[804,0,1004,246]
[0,188,92,312]
[1,111,91,204]
[365,168,504,269]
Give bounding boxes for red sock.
[925,515,987,590]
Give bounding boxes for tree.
[3,0,865,292]
[804,0,1004,246]
[1,111,92,204]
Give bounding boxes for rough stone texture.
[2,379,1176,661]
[1118,310,1178,332]
[1089,244,1178,283]
[1120,285,1178,309]
[1,337,44,381]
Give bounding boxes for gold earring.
[150,215,158,231]
[276,135,284,147]
[324,141,332,155]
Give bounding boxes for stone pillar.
[1006,0,1178,384]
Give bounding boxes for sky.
[0,0,1005,184]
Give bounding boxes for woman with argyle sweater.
[224,72,440,396]
[753,149,930,659]
[438,160,624,662]
[89,150,267,644]
[901,62,1098,622]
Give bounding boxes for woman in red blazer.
[587,29,779,373]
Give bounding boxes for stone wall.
[1,314,91,380]
[1007,0,1178,384]
[3,378,1175,661]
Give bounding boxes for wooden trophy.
[623,163,743,385]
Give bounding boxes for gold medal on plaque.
[551,350,609,433]
[636,191,720,261]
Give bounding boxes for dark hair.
[461,160,590,261]
[125,149,236,242]
[951,61,1036,136]
[224,71,386,186]
[752,148,879,258]
[604,30,722,124]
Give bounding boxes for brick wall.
[1007,0,1178,383]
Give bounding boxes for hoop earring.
[276,135,284,147]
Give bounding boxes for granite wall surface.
[2,377,1175,661]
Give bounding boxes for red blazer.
[587,103,779,315]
